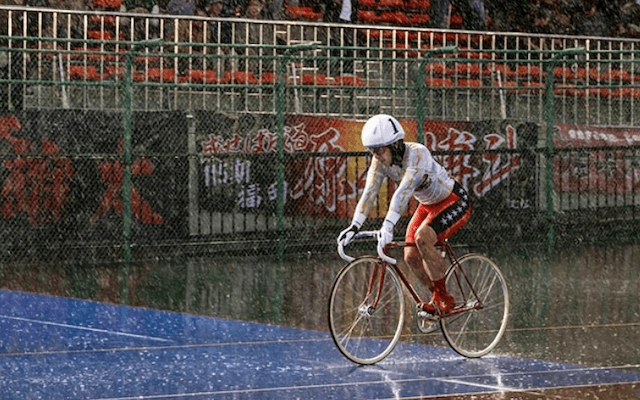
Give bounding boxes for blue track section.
[1,289,639,399]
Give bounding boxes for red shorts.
[405,182,471,244]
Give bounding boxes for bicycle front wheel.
[441,254,509,358]
[328,256,405,365]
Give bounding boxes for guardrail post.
[273,43,318,322]
[121,38,163,305]
[543,47,585,255]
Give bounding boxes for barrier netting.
[2,21,640,318]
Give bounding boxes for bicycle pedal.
[416,310,439,334]
[417,310,439,321]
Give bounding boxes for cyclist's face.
[370,146,391,166]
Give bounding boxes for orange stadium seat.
[384,0,405,7]
[520,81,545,94]
[358,10,385,24]
[286,6,322,21]
[457,49,491,59]
[88,30,113,41]
[553,66,589,81]
[453,62,484,77]
[586,88,611,97]
[106,65,125,80]
[516,65,545,80]
[492,79,517,90]
[299,73,329,86]
[360,0,404,6]
[406,0,431,8]
[136,68,177,82]
[221,71,260,85]
[261,72,277,85]
[133,55,162,66]
[85,47,116,62]
[599,69,632,82]
[180,69,218,84]
[360,29,397,40]
[450,14,463,26]
[457,78,483,87]
[426,77,453,87]
[425,62,447,75]
[68,65,104,81]
[393,30,412,41]
[554,87,586,97]
[403,13,430,25]
[610,87,640,98]
[92,0,122,9]
[491,64,516,79]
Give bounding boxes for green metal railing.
[3,36,640,258]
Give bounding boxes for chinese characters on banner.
[200,115,358,216]
[91,138,164,225]
[553,123,640,194]
[0,115,74,227]
[199,115,527,218]
[0,111,187,241]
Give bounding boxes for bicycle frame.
[337,231,485,317]
[380,240,485,317]
[365,262,387,311]
[439,241,485,313]
[380,241,423,307]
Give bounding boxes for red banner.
[199,115,525,218]
[553,124,640,194]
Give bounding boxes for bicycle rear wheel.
[328,256,404,365]
[441,254,509,358]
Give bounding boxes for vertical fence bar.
[544,55,555,256]
[121,39,163,304]
[121,41,134,305]
[273,43,317,323]
[544,47,586,255]
[275,49,288,267]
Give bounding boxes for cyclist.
[338,114,471,315]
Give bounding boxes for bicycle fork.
[361,261,387,316]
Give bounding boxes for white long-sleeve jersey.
[352,142,455,227]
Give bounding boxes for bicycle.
[329,231,509,365]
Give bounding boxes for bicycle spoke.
[340,316,370,353]
[476,267,499,301]
[338,312,366,339]
[480,301,506,312]
[450,311,475,343]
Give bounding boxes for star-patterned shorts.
[405,182,471,244]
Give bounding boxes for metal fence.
[4,7,640,122]
[2,6,640,264]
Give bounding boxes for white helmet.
[361,114,405,148]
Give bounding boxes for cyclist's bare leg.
[408,220,455,314]
[404,219,448,288]
[414,222,447,281]
[404,246,433,290]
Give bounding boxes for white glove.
[377,219,394,250]
[338,224,359,247]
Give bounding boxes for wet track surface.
[1,289,639,399]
